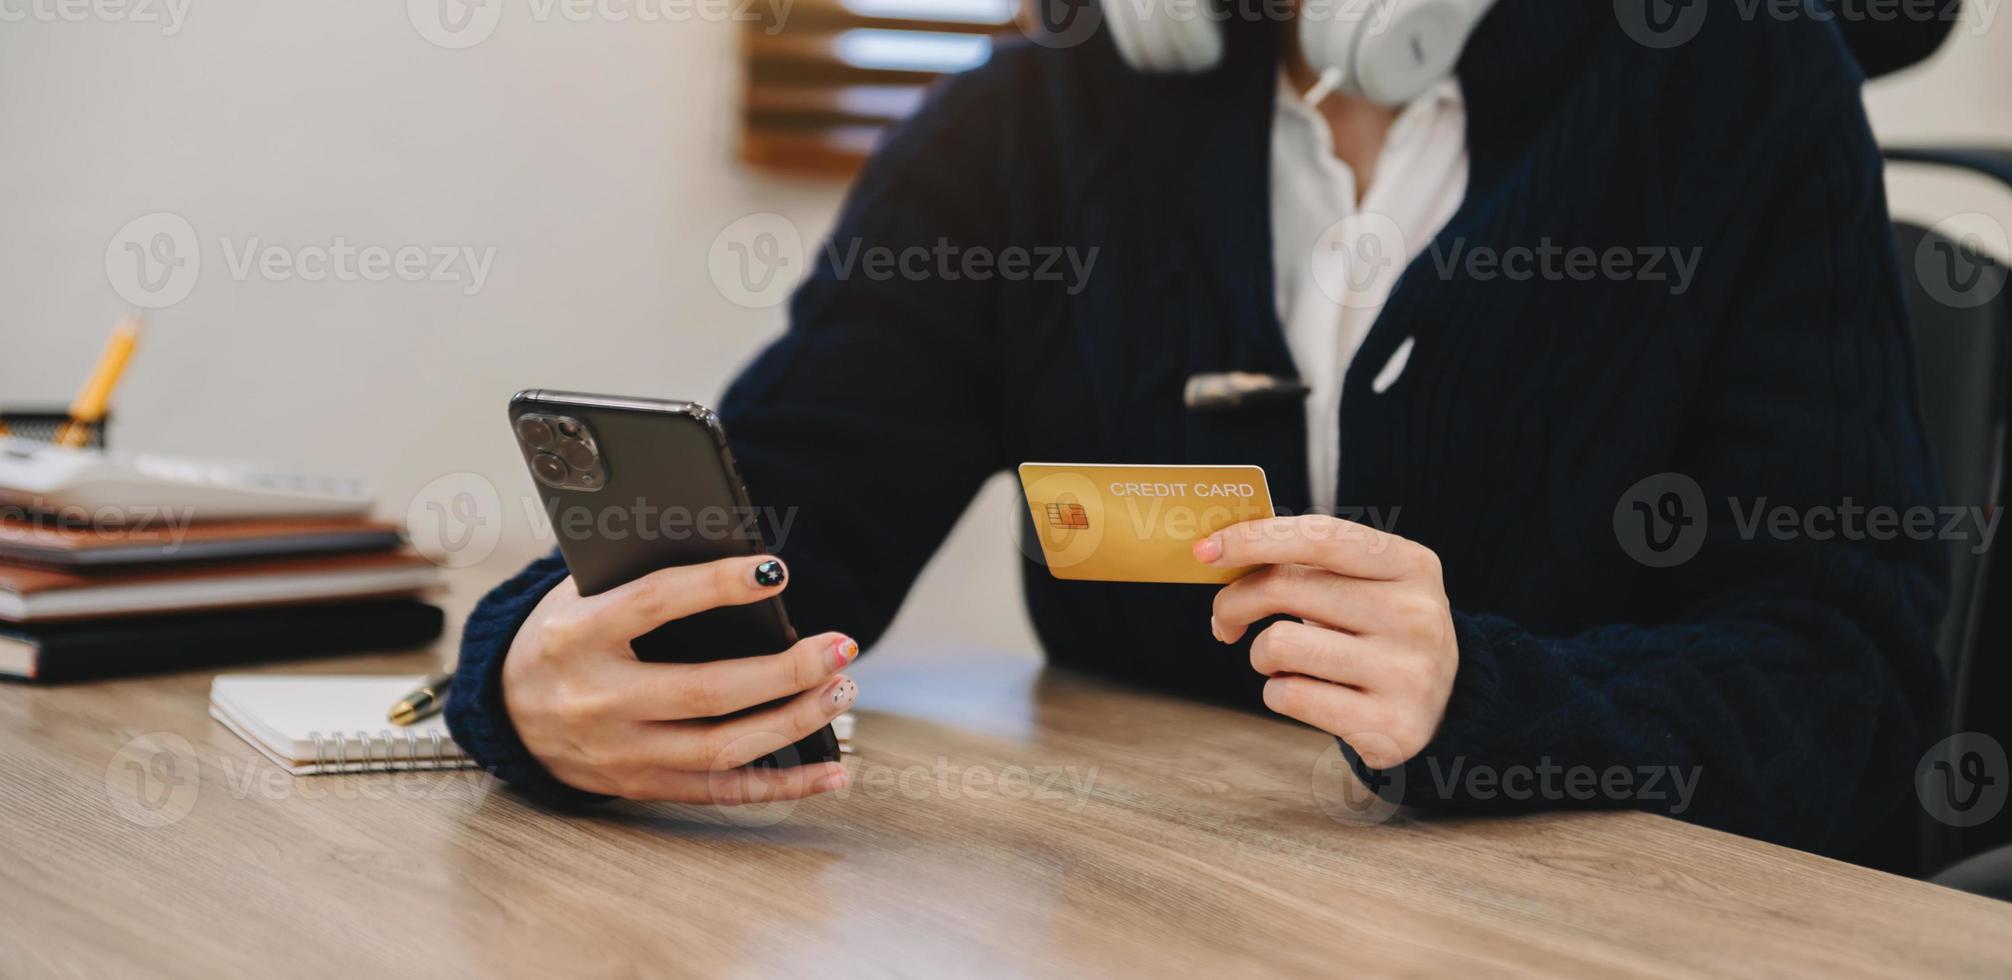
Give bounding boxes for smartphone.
[508,389,840,768]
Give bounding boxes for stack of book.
[0,513,444,683]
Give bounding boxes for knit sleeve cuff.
[1344,610,1515,808]
[446,552,613,807]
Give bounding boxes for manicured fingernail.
[1193,536,1223,563]
[752,558,787,588]
[829,635,860,670]
[1210,615,1225,643]
[828,676,858,711]
[813,767,850,793]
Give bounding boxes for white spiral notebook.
[209,674,475,774]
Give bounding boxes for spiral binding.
[307,729,472,773]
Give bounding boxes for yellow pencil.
[56,315,143,449]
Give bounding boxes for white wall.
[1866,5,2012,273]
[0,4,1040,655]
[1,4,2008,660]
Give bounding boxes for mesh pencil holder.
[0,408,109,449]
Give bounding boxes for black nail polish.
[753,559,786,588]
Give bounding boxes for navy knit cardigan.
[450,3,1948,870]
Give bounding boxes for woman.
[448,1,1948,871]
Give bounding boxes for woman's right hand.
[500,554,858,802]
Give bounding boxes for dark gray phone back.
[508,390,837,766]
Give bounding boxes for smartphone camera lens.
[517,417,555,450]
[521,412,605,491]
[531,452,569,486]
[558,439,597,470]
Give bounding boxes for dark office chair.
[1837,3,2012,894]
[1888,157,2012,735]
[1886,155,2012,878]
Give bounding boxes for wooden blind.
[740,0,1020,176]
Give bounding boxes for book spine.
[20,600,444,683]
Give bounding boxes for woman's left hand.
[1197,516,1458,770]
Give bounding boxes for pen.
[388,671,453,726]
[56,314,143,449]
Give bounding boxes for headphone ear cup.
[1296,0,1367,92]
[1300,0,1495,104]
[1353,0,1479,102]
[1101,0,1225,73]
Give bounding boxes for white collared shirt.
[1271,77,1469,515]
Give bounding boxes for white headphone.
[1100,0,1498,105]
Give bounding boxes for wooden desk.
[4,591,2011,977]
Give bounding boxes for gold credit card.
[1017,463,1275,585]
